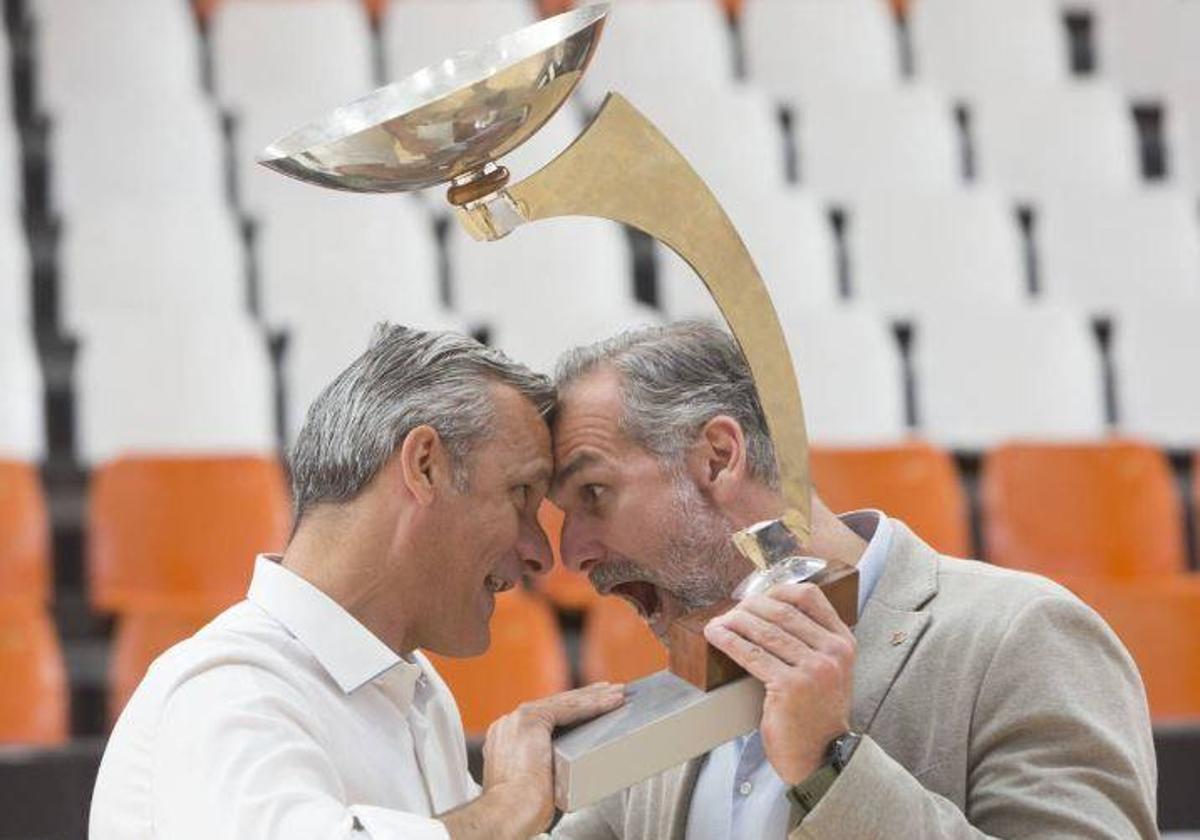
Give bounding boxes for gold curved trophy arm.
[470,93,811,547]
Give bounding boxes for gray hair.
[555,321,778,486]
[290,323,555,522]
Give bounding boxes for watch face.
[832,732,862,771]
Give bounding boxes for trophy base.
[668,564,859,691]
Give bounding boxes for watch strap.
[786,764,838,818]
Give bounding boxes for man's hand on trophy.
[703,582,856,785]
[442,682,626,839]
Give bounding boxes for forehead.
[552,367,638,468]
[472,382,552,478]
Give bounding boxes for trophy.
[259,4,858,812]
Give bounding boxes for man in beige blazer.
[547,321,1158,839]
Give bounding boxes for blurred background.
[1,0,1199,836]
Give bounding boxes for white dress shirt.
[90,556,480,839]
[684,510,894,840]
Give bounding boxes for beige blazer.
[552,520,1158,839]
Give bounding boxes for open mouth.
[609,580,662,622]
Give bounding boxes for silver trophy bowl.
[257,5,607,193]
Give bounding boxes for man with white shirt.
[547,321,1158,839]
[90,325,624,840]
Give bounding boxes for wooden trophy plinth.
[667,563,859,691]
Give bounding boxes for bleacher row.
[2,0,1200,781]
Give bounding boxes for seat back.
[424,588,570,737]
[87,455,290,612]
[981,441,1186,578]
[0,324,45,461]
[0,462,52,607]
[811,442,971,557]
[109,608,215,723]
[0,606,68,745]
[580,596,667,685]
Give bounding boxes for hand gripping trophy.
[259,4,858,813]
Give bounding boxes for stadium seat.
[87,455,290,613]
[257,195,441,333]
[973,82,1140,198]
[657,187,838,322]
[33,0,203,117]
[0,605,68,745]
[782,306,908,446]
[1058,574,1200,722]
[424,588,570,737]
[0,211,31,325]
[1112,304,1200,449]
[911,304,1106,449]
[579,0,735,108]
[980,440,1186,579]
[0,121,17,217]
[109,608,215,723]
[448,216,634,329]
[534,502,597,612]
[849,187,1026,315]
[0,324,45,461]
[210,0,374,125]
[580,595,667,685]
[909,0,1069,99]
[75,314,276,465]
[743,0,901,101]
[381,0,535,81]
[49,97,227,220]
[0,461,52,608]
[811,442,971,558]
[59,202,246,335]
[1038,188,1200,315]
[491,301,662,378]
[1082,0,1185,101]
[793,86,961,205]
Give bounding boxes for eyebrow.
[552,452,601,492]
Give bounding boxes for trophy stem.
[447,164,511,207]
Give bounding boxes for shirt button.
[738,781,753,796]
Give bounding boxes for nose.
[559,512,603,575]
[518,512,553,577]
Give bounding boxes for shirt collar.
[247,555,417,696]
[837,509,893,614]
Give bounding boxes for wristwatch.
[786,731,862,818]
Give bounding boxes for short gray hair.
[290,323,555,522]
[555,321,778,486]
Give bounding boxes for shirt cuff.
[350,804,452,839]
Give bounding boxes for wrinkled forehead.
[477,382,554,480]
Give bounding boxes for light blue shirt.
[684,510,894,840]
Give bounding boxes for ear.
[689,415,750,503]
[397,425,454,506]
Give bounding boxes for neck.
[283,499,420,656]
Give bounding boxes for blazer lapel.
[850,521,939,732]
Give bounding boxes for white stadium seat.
[58,202,246,335]
[782,306,908,446]
[794,86,961,204]
[75,315,276,465]
[211,0,374,125]
[850,187,1027,316]
[50,97,227,219]
[1,211,31,324]
[909,0,1069,100]
[1113,304,1200,449]
[912,304,1106,449]
[257,194,442,332]
[579,0,734,108]
[657,187,839,322]
[0,323,45,461]
[491,302,663,379]
[447,216,634,328]
[33,0,202,115]
[283,312,465,446]
[973,82,1140,198]
[1082,0,1184,101]
[381,0,535,81]
[743,0,901,101]
[1038,188,1200,314]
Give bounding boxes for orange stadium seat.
[109,609,216,723]
[581,596,667,685]
[88,456,290,614]
[0,606,69,745]
[0,461,52,608]
[811,442,972,557]
[1059,575,1200,722]
[424,588,570,738]
[534,502,598,611]
[981,441,1186,579]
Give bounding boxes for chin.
[424,622,490,659]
